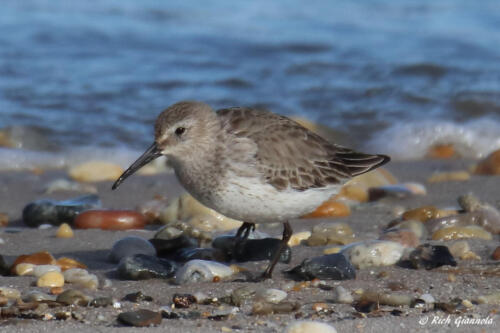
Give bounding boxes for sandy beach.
[0,159,498,333]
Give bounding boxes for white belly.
[207,174,342,223]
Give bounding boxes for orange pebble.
[402,206,439,222]
[50,287,64,295]
[11,251,56,274]
[427,144,456,159]
[56,257,87,271]
[491,246,500,260]
[474,149,500,175]
[74,210,146,230]
[303,201,350,218]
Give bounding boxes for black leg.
[235,222,255,240]
[261,222,292,279]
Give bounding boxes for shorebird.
[112,101,389,279]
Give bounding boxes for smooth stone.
[449,241,480,260]
[231,286,257,306]
[458,195,500,234]
[22,291,56,302]
[108,236,157,263]
[302,200,350,218]
[175,260,233,284]
[341,240,405,269]
[380,228,419,248]
[288,231,312,247]
[0,287,21,300]
[428,171,470,183]
[474,149,500,175]
[44,178,98,194]
[117,254,177,280]
[255,288,287,304]
[14,263,35,276]
[336,168,397,203]
[286,253,355,280]
[368,183,426,201]
[118,309,162,327]
[361,290,413,306]
[56,223,74,238]
[432,225,492,241]
[396,220,427,240]
[174,247,228,262]
[56,289,90,306]
[137,196,169,224]
[75,210,146,230]
[212,236,291,263]
[37,271,65,287]
[332,286,353,304]
[11,251,56,274]
[307,223,355,246]
[160,194,242,231]
[153,225,184,240]
[149,236,198,257]
[402,206,440,222]
[123,291,153,303]
[33,265,61,278]
[90,296,114,307]
[409,244,457,269]
[427,143,457,159]
[419,293,436,304]
[285,320,337,333]
[56,257,87,271]
[22,194,101,227]
[63,268,91,282]
[68,161,124,182]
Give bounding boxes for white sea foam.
[366,118,500,160]
[0,147,167,171]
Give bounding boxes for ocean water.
[1,0,500,169]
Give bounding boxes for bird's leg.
[261,222,292,279]
[235,222,255,240]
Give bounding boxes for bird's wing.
[217,107,389,191]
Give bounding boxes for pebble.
[332,286,353,304]
[252,301,299,315]
[118,309,162,327]
[153,225,184,240]
[175,260,234,284]
[11,251,56,274]
[0,212,8,227]
[108,236,157,263]
[402,206,441,222]
[432,225,492,241]
[43,178,98,194]
[307,223,355,246]
[303,200,350,218]
[288,231,312,247]
[33,265,61,278]
[56,289,90,306]
[23,290,56,302]
[341,240,405,269]
[160,194,242,231]
[14,263,35,276]
[379,228,419,248]
[74,210,146,230]
[458,194,500,234]
[448,241,480,260]
[90,296,114,308]
[396,220,427,240]
[117,254,177,280]
[284,320,337,333]
[427,143,457,159]
[123,291,154,303]
[22,194,101,227]
[368,183,426,201]
[255,288,287,304]
[492,246,500,260]
[149,236,198,257]
[337,168,397,203]
[474,149,500,175]
[173,293,197,308]
[286,253,356,280]
[137,196,169,224]
[231,286,257,306]
[68,161,124,182]
[419,293,436,304]
[427,171,470,183]
[0,287,21,299]
[37,271,65,287]
[409,244,457,269]
[56,257,87,271]
[56,223,74,238]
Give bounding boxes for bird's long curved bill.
[111,142,161,190]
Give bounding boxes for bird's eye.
[175,127,186,136]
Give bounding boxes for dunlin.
[112,101,389,278]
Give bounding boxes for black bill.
[111,142,161,190]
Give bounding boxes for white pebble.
[175,260,234,284]
[255,288,287,304]
[332,286,353,304]
[285,320,337,333]
[341,240,405,269]
[419,293,435,304]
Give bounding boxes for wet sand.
[0,160,499,332]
